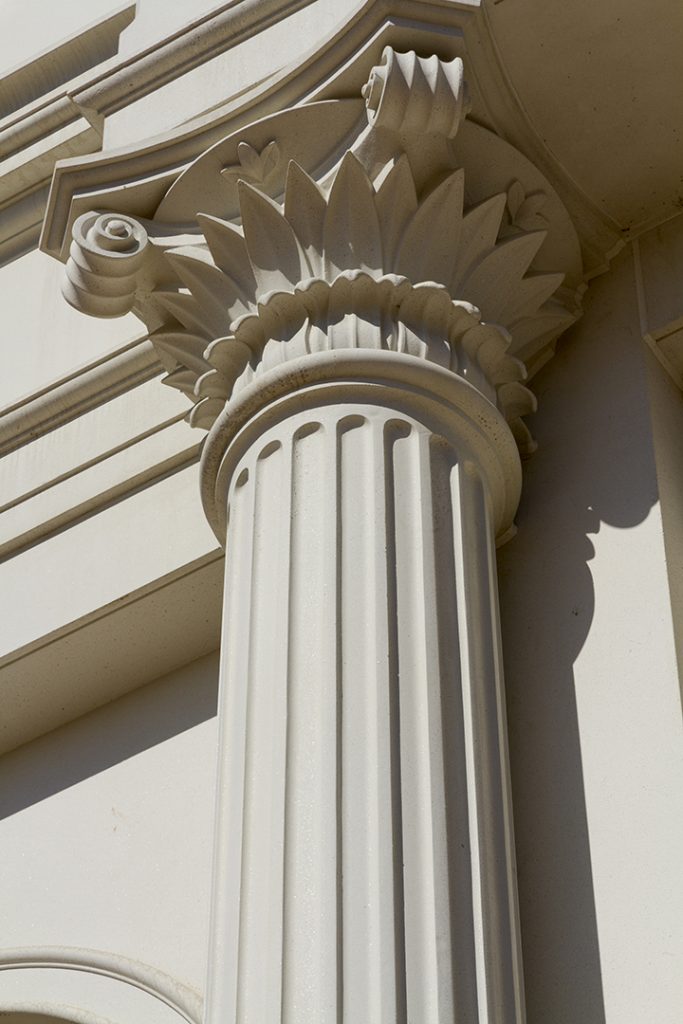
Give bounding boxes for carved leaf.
[515,192,547,228]
[394,169,464,286]
[238,181,308,294]
[323,151,382,277]
[196,214,255,318]
[507,305,577,364]
[220,140,281,183]
[165,249,238,335]
[284,161,326,278]
[260,141,280,179]
[163,367,200,397]
[374,155,417,269]
[499,272,565,325]
[451,194,507,292]
[238,142,262,177]
[460,231,546,321]
[506,180,525,221]
[153,331,211,375]
[190,397,226,430]
[155,290,216,339]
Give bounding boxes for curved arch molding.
[0,948,201,1024]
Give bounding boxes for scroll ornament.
[63,212,148,317]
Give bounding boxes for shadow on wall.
[497,247,658,1024]
[0,652,219,820]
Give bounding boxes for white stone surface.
[498,247,683,1024]
[105,0,361,149]
[207,390,523,1023]
[0,462,217,658]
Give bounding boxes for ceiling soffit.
[483,0,683,241]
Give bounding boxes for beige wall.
[0,652,219,993]
[0,248,139,408]
[499,246,683,1024]
[0,0,120,71]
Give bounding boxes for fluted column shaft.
[202,353,525,1024]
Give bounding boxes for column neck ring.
[200,349,522,546]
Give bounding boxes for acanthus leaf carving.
[502,179,549,235]
[157,151,551,448]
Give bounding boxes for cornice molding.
[41,2,471,262]
[0,4,135,125]
[0,552,222,756]
[0,337,157,456]
[0,4,135,264]
[74,0,319,120]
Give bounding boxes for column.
[47,47,576,1023]
[201,352,525,1024]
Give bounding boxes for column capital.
[48,43,584,541]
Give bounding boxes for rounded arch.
[0,948,201,1024]
[0,1004,115,1024]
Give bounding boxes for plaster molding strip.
[1,0,318,165]
[0,432,200,561]
[0,4,135,123]
[74,0,319,117]
[0,185,49,265]
[0,548,222,671]
[0,336,160,455]
[0,413,189,515]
